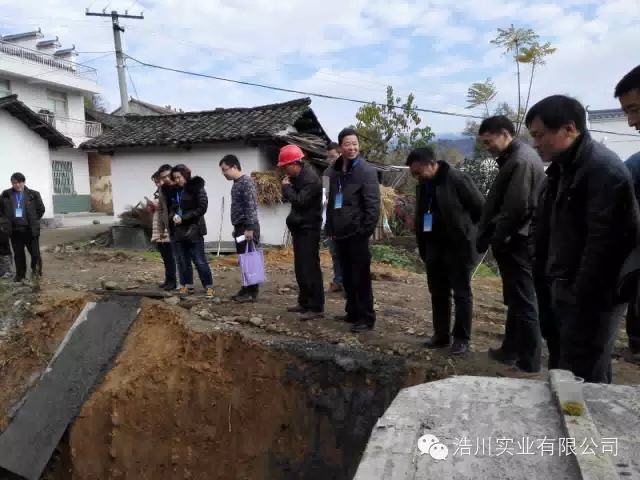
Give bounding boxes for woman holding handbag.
[169,164,215,299]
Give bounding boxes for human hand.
[282,177,291,186]
[173,214,182,224]
[245,230,254,241]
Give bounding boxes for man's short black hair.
[328,141,339,150]
[478,115,516,136]
[219,154,241,170]
[614,65,640,98]
[157,164,172,172]
[338,128,358,145]
[406,146,437,166]
[524,95,586,132]
[151,171,159,181]
[10,172,25,183]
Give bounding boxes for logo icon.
[417,434,449,461]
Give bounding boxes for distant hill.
[434,137,475,157]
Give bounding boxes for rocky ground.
[21,240,640,385]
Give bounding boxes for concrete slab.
[354,373,640,479]
[40,224,112,246]
[0,299,140,480]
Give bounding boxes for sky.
[0,0,639,141]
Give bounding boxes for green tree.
[84,94,107,112]
[354,85,435,165]
[460,26,556,189]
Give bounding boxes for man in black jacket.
[1,172,45,282]
[615,65,640,358]
[527,95,640,383]
[157,163,181,291]
[476,116,546,377]
[278,144,325,320]
[407,147,485,355]
[325,128,380,332]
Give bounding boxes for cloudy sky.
[0,0,638,140]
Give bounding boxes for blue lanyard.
[337,157,360,191]
[14,192,23,207]
[423,182,433,212]
[175,189,183,207]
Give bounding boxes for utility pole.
[85,9,143,115]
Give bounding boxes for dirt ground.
[0,242,638,478]
[30,245,640,385]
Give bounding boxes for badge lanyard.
[335,158,359,209]
[423,183,433,232]
[14,192,24,218]
[175,189,184,216]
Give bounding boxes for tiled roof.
[85,109,125,129]
[111,98,175,116]
[80,97,329,150]
[588,108,626,121]
[0,94,73,148]
[1,29,43,42]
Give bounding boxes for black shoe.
[334,314,356,323]
[13,276,24,283]
[488,347,516,365]
[235,294,257,303]
[287,306,307,313]
[350,322,374,332]
[300,311,324,321]
[422,337,450,348]
[162,282,177,291]
[449,340,469,356]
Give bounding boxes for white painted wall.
[0,110,54,218]
[49,148,91,195]
[590,119,640,162]
[0,75,91,146]
[110,144,290,245]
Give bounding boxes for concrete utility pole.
[85,9,144,115]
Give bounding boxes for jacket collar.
[496,139,521,167]
[546,132,592,178]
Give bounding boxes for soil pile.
[51,300,434,480]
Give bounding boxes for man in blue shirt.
[615,64,640,356]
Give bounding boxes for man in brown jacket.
[149,170,177,290]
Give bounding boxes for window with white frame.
[46,89,68,117]
[0,79,10,98]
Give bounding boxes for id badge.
[423,213,433,232]
[15,207,23,218]
[177,209,183,217]
[334,193,343,209]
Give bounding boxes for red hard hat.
[278,144,304,167]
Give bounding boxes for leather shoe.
[488,347,516,365]
[422,337,450,348]
[449,340,469,356]
[350,323,373,332]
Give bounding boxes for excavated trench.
[5,299,442,480]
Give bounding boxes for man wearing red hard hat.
[278,144,325,320]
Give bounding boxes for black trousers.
[625,281,640,353]
[424,253,473,343]
[544,279,624,384]
[234,224,260,296]
[11,230,41,279]
[492,235,541,373]
[335,233,376,326]
[157,242,177,286]
[292,229,325,312]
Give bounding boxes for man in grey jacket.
[325,128,380,332]
[476,115,546,377]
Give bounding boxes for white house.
[588,108,640,162]
[0,28,102,216]
[79,97,332,246]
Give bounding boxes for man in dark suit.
[1,172,45,282]
[407,146,485,355]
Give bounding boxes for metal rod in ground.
[217,196,225,256]
[472,250,490,279]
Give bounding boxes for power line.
[124,58,139,99]
[590,128,640,139]
[124,55,484,120]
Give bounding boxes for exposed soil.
[0,240,638,479]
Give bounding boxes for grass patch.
[473,262,499,278]
[370,244,417,270]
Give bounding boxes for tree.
[84,94,107,112]
[459,25,556,188]
[354,85,435,166]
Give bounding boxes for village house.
[588,108,639,161]
[0,28,102,217]
[79,97,336,246]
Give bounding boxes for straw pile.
[251,171,284,205]
[119,203,153,232]
[379,185,397,223]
